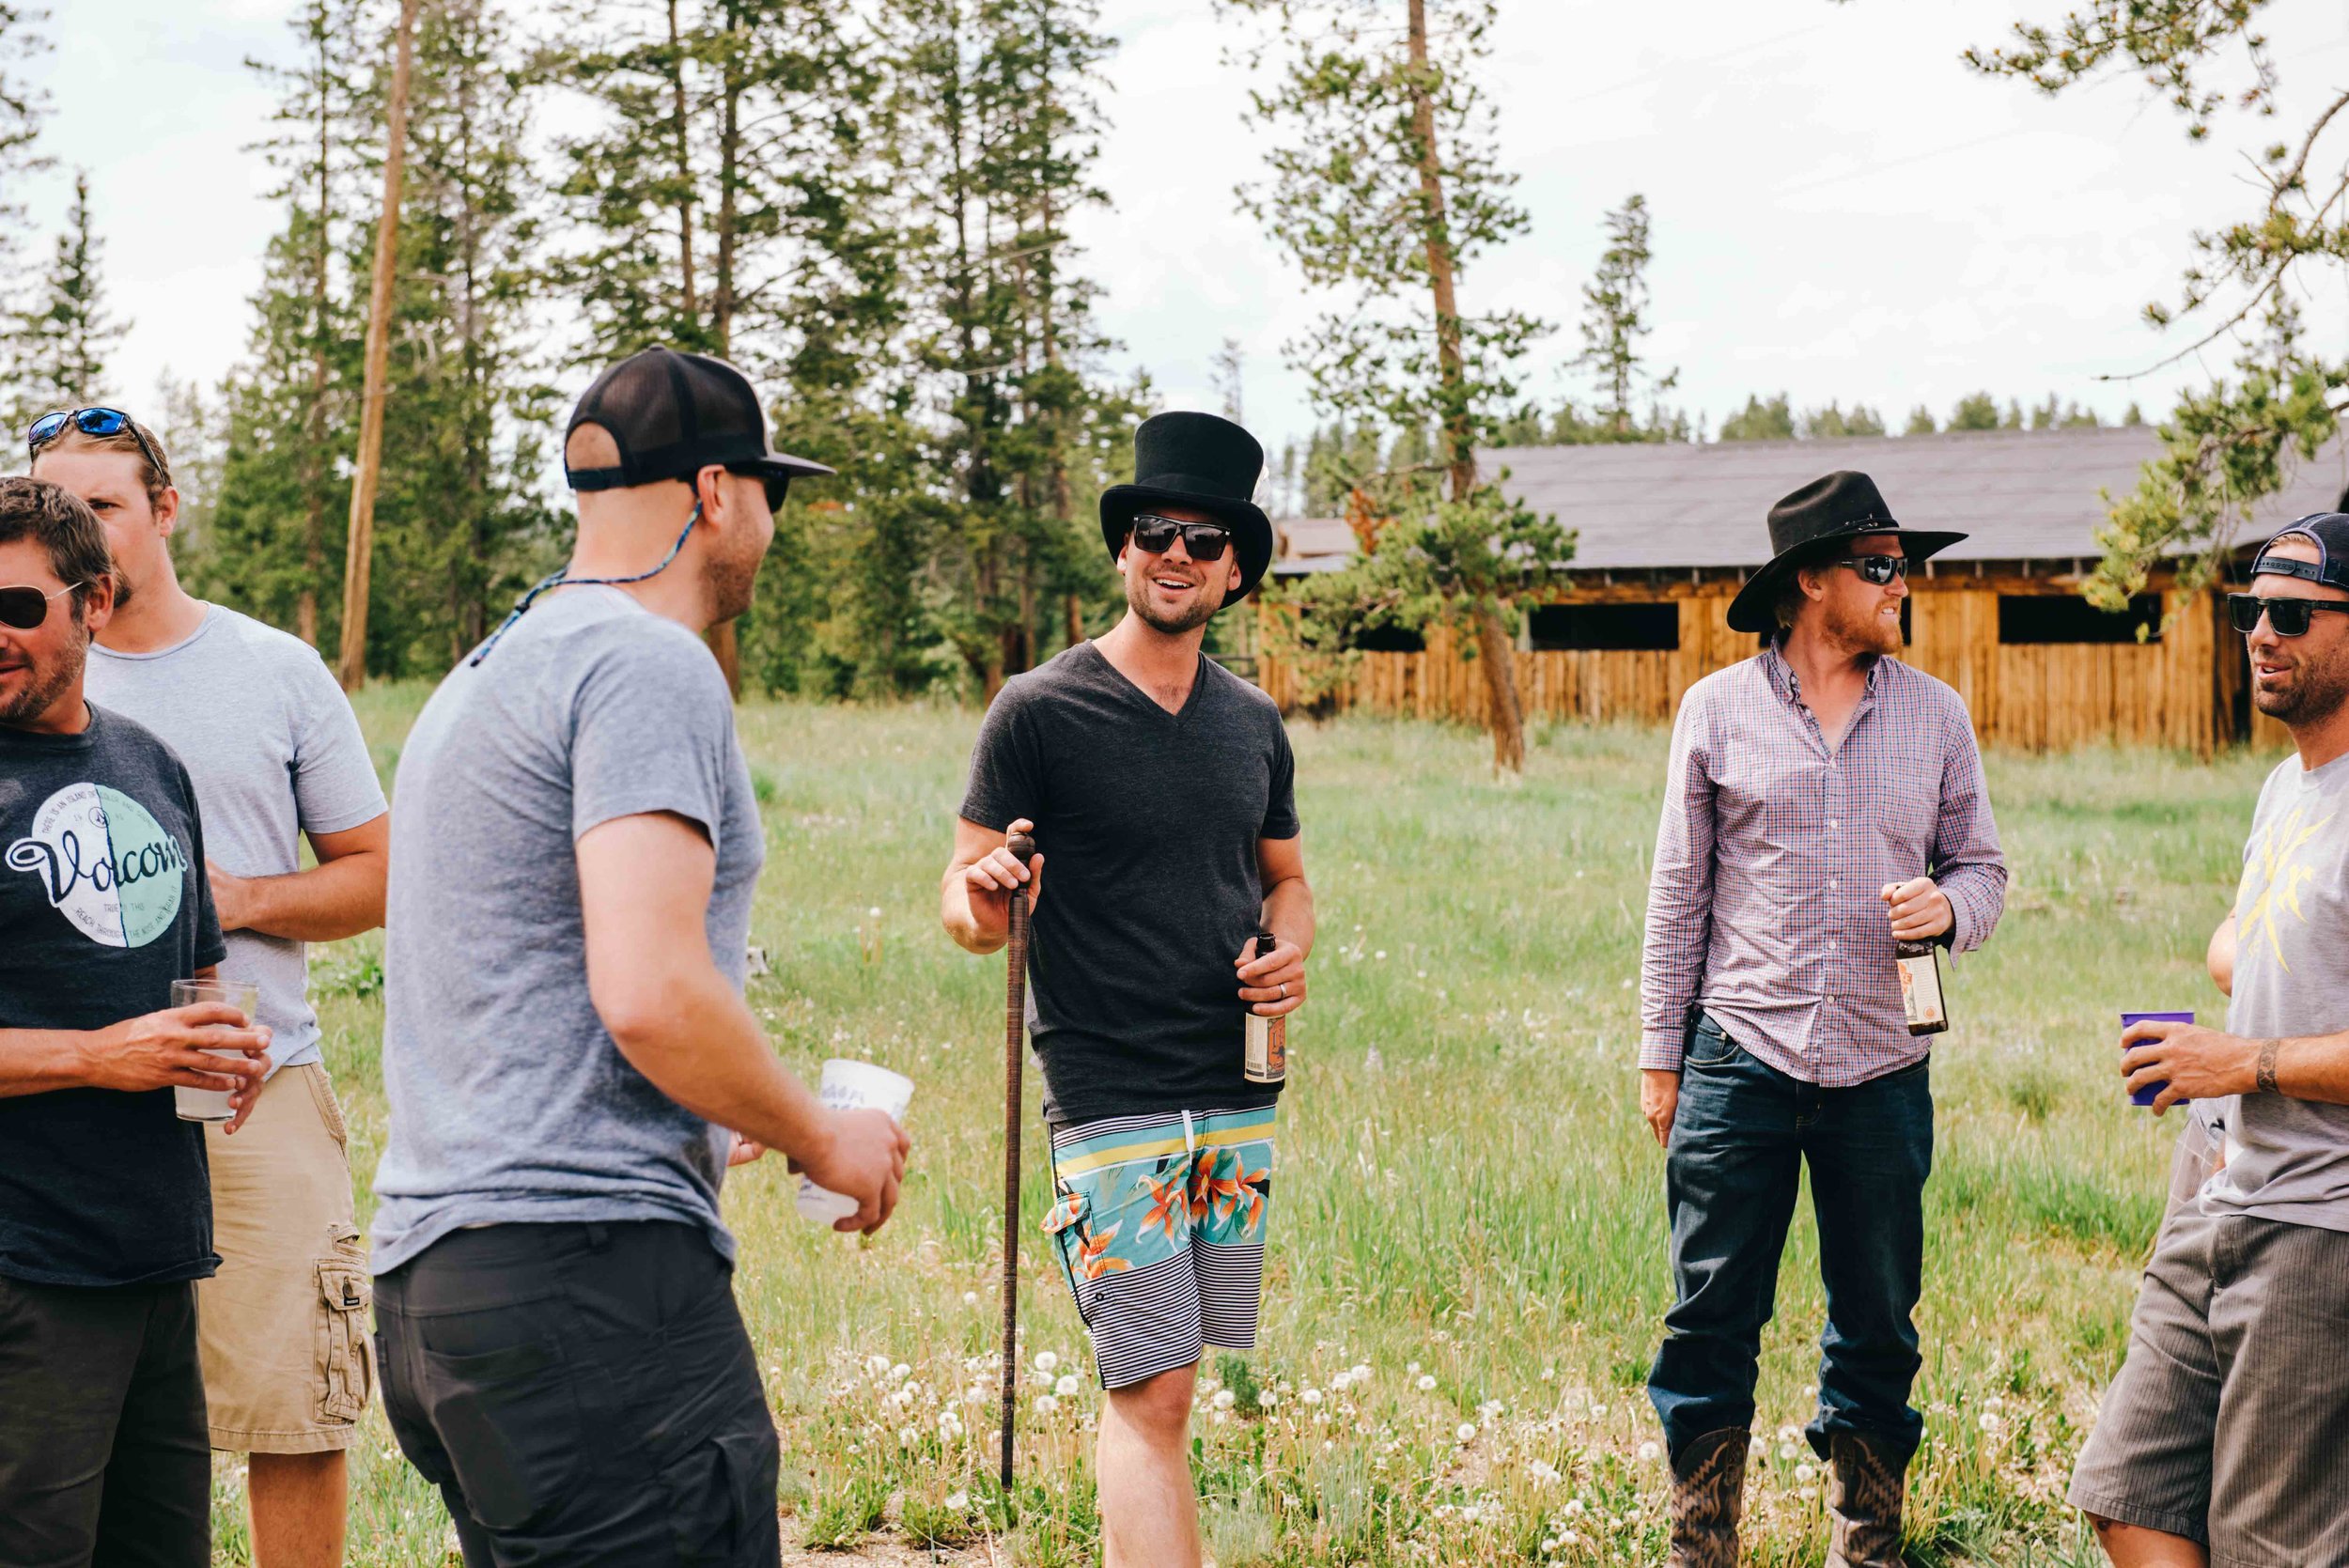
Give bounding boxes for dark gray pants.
[376,1220,781,1568]
[0,1275,210,1568]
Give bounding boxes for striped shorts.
[1042,1107,1277,1390]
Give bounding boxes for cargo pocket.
[661,1425,781,1565]
[418,1336,583,1532]
[316,1249,373,1422]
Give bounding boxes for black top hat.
[565,347,833,494]
[1099,411,1273,605]
[1724,471,1966,634]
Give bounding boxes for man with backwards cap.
[1639,473,2007,1568]
[943,411,1314,1568]
[370,348,910,1563]
[2069,514,2349,1566]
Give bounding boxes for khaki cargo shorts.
[196,1063,372,1454]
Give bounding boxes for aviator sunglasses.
[1128,514,1233,561]
[0,582,84,630]
[1828,554,1911,586]
[26,407,171,484]
[2228,593,2349,638]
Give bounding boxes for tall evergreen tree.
[1575,193,1675,439]
[11,171,124,417]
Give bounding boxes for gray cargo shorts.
[2068,1185,2349,1563]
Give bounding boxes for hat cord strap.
[469,503,703,667]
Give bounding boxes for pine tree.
[1575,194,1676,439]
[11,171,125,417]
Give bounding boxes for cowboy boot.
[1825,1431,1909,1568]
[1665,1427,1748,1568]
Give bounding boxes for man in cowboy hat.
[942,409,1315,1568]
[1638,472,2008,1567]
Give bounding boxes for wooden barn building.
[1255,427,2349,754]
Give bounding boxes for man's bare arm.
[2207,912,2235,999]
[0,961,268,1103]
[210,814,389,943]
[2123,1016,2349,1110]
[579,811,908,1232]
[941,815,1042,955]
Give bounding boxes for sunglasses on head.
[27,407,170,484]
[2229,593,2349,637]
[1128,514,1232,561]
[0,582,84,630]
[1828,554,1910,585]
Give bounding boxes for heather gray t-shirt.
[84,604,388,1076]
[370,586,763,1274]
[2200,750,2349,1232]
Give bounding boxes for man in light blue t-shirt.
[36,411,387,1568]
[373,348,909,1566]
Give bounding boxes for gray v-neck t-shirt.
[85,604,388,1076]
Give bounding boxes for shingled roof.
[1477,425,2349,572]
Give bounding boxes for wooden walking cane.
[998,830,1036,1489]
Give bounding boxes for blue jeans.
[1647,1013,1934,1463]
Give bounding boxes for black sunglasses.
[0,582,84,630]
[1828,555,1911,585]
[27,407,170,486]
[1128,514,1232,561]
[728,467,789,512]
[2229,593,2349,637]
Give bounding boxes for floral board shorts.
[1043,1106,1277,1389]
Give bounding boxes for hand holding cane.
[998,829,1036,1489]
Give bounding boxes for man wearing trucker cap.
[370,347,910,1564]
[2070,514,2349,1566]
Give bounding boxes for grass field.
[203,690,2279,1566]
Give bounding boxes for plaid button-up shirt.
[1639,644,2007,1086]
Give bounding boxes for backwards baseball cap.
[2250,513,2349,592]
[563,346,832,494]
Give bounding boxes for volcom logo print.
[5,782,188,948]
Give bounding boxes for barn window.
[1998,594,2162,644]
[1528,602,1679,651]
[1346,624,1425,653]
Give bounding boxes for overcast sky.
[38,0,2349,461]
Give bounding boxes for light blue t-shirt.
[369,587,764,1274]
[84,604,388,1076]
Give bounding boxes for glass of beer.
[170,978,262,1124]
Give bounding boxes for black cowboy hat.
[1099,411,1274,605]
[1724,471,1967,634]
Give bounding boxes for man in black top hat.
[943,410,1315,1568]
[1639,473,2007,1567]
[372,347,910,1566]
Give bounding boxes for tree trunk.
[1064,591,1081,650]
[667,0,698,326]
[334,0,421,693]
[298,15,331,650]
[1472,599,1525,773]
[1407,0,1524,770]
[701,10,743,698]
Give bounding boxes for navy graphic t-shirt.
[0,703,226,1286]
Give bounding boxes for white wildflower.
[864,1354,890,1377]
[1035,1394,1059,1417]
[1564,1499,1586,1518]
[890,1362,910,1381]
[1795,1464,1816,1484]
[1778,1442,1797,1461]
[1416,1374,1438,1391]
[1527,1459,1562,1484]
[1407,1361,1422,1375]
[1034,1351,1060,1374]
[1776,1423,1800,1442]
[1638,1440,1661,1463]
[944,1490,970,1512]
[1302,1388,1324,1405]
[1055,1374,1080,1397]
[1457,1422,1478,1443]
[1979,1411,2001,1433]
[962,1292,978,1306]
[1213,1389,1237,1410]
[1259,1389,1280,1408]
[1590,1402,1608,1418]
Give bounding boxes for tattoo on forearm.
[2257,1038,2282,1096]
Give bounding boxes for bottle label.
[1897,942,1948,1034]
[1245,1013,1286,1083]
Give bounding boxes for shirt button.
[1828,819,1839,830]
[1829,879,1840,892]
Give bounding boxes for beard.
[1126,568,1222,635]
[703,540,761,626]
[108,567,134,611]
[0,631,85,728]
[2254,644,2349,726]
[1823,593,1902,657]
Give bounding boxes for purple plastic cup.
[2121,1011,2195,1108]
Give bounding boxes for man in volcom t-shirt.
[37,409,389,1568]
[943,411,1315,1568]
[0,475,271,1567]
[2071,514,2349,1563]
